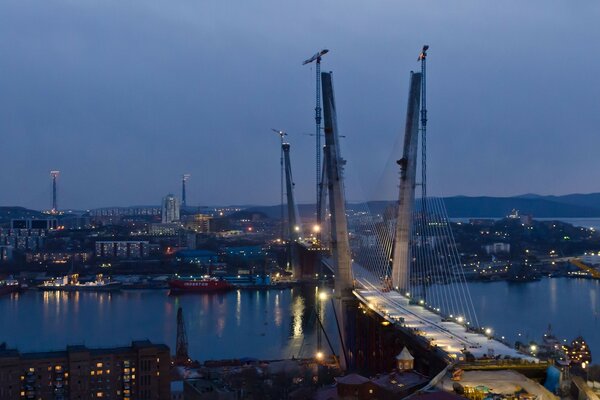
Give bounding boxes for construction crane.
[570,258,600,279]
[272,129,288,241]
[175,307,191,365]
[50,170,60,213]
[181,174,191,207]
[303,49,329,235]
[282,142,301,279]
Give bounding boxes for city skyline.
[1,1,600,210]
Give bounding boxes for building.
[89,207,162,218]
[162,194,180,223]
[0,340,170,399]
[11,219,58,230]
[182,214,212,233]
[483,242,510,255]
[96,241,150,259]
[0,229,46,252]
[149,223,181,236]
[25,251,92,264]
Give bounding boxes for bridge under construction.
[287,46,542,377]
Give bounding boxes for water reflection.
[3,286,318,361]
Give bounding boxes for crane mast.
[282,143,301,279]
[303,49,329,238]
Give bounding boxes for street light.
[318,291,328,301]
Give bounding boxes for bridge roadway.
[322,258,538,363]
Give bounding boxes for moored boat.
[38,274,122,292]
[0,279,21,295]
[169,276,233,293]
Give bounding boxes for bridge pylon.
[391,72,422,292]
[322,71,356,371]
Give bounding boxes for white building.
[162,194,180,223]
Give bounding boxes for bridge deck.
[350,264,537,363]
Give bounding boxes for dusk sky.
[1,1,599,210]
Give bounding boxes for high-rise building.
[161,194,180,223]
[0,340,170,399]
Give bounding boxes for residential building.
[0,340,170,399]
[162,195,180,223]
[96,241,150,259]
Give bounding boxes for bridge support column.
[391,72,422,292]
[322,71,354,371]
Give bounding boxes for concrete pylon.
[391,72,422,292]
[322,72,354,371]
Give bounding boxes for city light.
[485,328,492,336]
[318,292,328,301]
[315,351,324,361]
[312,224,321,233]
[530,344,537,353]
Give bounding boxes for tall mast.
[303,49,329,236]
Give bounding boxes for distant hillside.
[246,193,600,219]
[0,207,45,225]
[442,196,600,218]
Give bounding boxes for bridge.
[290,48,542,377]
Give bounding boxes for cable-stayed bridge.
[296,48,542,375]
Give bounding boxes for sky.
[1,1,600,210]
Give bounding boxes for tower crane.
[272,129,288,240]
[303,49,329,236]
[282,142,301,279]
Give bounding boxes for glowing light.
[485,328,492,335]
[313,224,321,233]
[318,292,328,301]
[457,316,464,323]
[530,345,537,352]
[315,351,324,361]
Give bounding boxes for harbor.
[0,277,597,362]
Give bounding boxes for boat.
[38,274,122,292]
[169,276,233,293]
[0,279,21,295]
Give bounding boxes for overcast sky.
[1,1,599,210]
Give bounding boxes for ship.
[169,276,233,293]
[38,274,122,292]
[0,279,21,296]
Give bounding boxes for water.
[1,278,598,359]
[0,287,331,361]
[468,278,600,354]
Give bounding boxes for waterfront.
[468,277,600,354]
[0,278,598,360]
[0,286,331,361]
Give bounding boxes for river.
[0,278,598,360]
